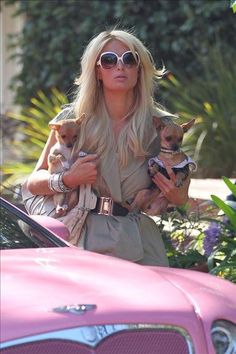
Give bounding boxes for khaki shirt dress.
[22,106,169,266]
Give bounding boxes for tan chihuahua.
[48,115,84,217]
[131,117,197,215]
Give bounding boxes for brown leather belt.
[93,197,129,216]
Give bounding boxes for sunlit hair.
[72,28,169,165]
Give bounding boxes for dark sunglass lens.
[101,53,117,68]
[123,52,138,65]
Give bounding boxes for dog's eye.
[165,136,172,142]
[73,135,78,139]
[61,135,66,139]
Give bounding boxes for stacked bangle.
[48,172,71,193]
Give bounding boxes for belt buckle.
[97,197,113,216]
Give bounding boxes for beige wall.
[1,2,24,114]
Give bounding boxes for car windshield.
[0,201,66,250]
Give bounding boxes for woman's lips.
[114,75,127,80]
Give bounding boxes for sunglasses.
[97,51,140,69]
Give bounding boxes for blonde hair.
[73,28,168,165]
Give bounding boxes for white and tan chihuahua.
[48,116,84,217]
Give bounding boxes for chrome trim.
[53,304,97,315]
[211,320,236,354]
[1,323,194,352]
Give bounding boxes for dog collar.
[149,156,197,171]
[160,147,181,155]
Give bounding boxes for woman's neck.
[103,90,134,141]
[103,90,134,122]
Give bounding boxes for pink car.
[1,197,236,354]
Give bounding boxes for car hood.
[1,248,236,343]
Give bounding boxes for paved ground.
[189,178,234,201]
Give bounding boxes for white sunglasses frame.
[97,50,140,69]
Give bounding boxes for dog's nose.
[172,144,179,151]
[66,143,73,148]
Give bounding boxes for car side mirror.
[30,215,70,241]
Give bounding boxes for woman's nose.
[117,59,125,69]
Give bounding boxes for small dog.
[131,117,197,215]
[48,115,84,217]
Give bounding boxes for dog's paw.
[175,180,183,187]
[48,154,58,164]
[148,165,159,177]
[56,154,64,161]
[56,204,69,217]
[62,161,70,170]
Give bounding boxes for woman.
[23,28,190,266]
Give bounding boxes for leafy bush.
[1,88,68,195]
[5,0,236,106]
[208,177,236,282]
[160,46,236,178]
[158,205,208,270]
[160,176,236,283]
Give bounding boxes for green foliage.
[207,230,236,283]
[207,176,236,282]
[1,88,68,192]
[231,0,236,13]
[5,0,236,106]
[211,177,236,222]
[158,207,208,269]
[159,176,236,283]
[160,46,236,178]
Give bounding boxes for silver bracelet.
[48,172,71,193]
[48,173,60,192]
[58,172,71,192]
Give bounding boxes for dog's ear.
[181,118,195,133]
[48,122,62,131]
[152,116,166,131]
[75,113,85,125]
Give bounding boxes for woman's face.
[96,39,140,93]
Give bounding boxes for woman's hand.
[152,162,190,206]
[63,154,98,189]
[27,131,98,195]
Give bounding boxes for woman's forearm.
[27,169,54,195]
[27,154,99,196]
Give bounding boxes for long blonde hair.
[73,28,168,165]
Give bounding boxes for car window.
[0,205,59,250]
